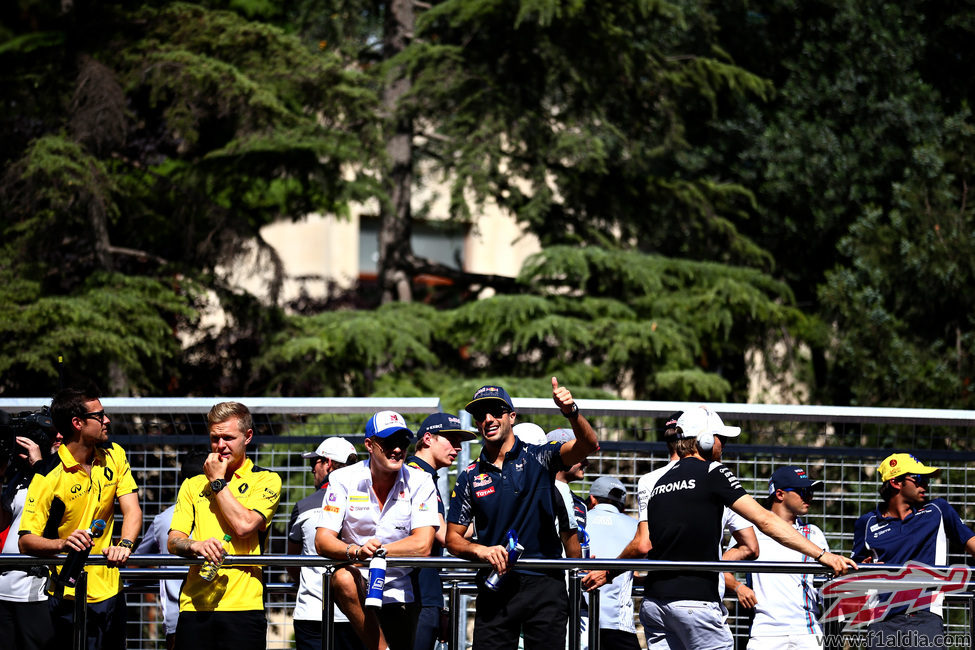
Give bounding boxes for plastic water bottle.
[484,530,523,591]
[200,534,232,582]
[578,526,590,559]
[56,519,106,590]
[364,548,387,608]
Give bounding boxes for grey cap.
[589,476,627,504]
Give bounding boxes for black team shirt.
[644,456,748,602]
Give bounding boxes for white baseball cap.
[301,437,358,463]
[513,422,547,446]
[675,406,741,440]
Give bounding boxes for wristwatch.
[118,539,134,550]
[210,478,228,495]
[563,402,579,419]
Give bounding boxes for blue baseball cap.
[364,411,414,440]
[768,465,823,495]
[464,385,514,416]
[417,413,476,442]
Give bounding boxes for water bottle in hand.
[364,548,387,608]
[57,519,106,589]
[200,534,232,582]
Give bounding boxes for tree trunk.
[377,0,415,304]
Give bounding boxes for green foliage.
[819,110,975,408]
[410,0,772,263]
[255,302,441,396]
[0,270,195,394]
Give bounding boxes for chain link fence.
[2,397,973,648]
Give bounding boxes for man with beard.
[852,454,975,650]
[446,378,599,650]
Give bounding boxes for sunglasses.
[377,435,411,453]
[783,487,815,502]
[903,474,930,488]
[472,404,511,422]
[83,410,108,424]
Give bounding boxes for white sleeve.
[723,507,752,533]
[410,474,441,530]
[555,481,578,531]
[318,479,348,533]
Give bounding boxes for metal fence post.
[448,580,462,650]
[73,571,88,650]
[322,568,335,650]
[568,569,581,650]
[587,588,600,650]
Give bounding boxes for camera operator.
[0,410,62,650]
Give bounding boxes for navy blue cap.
[768,465,823,495]
[464,385,514,415]
[364,411,414,440]
[417,412,476,442]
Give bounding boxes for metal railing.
[5,554,975,650]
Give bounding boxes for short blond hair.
[207,401,252,434]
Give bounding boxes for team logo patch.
[104,467,114,481]
[475,487,495,498]
[238,483,249,494]
[472,474,491,488]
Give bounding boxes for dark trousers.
[414,605,443,650]
[49,592,127,650]
[864,610,945,650]
[0,599,57,650]
[175,609,267,650]
[376,602,420,650]
[294,618,365,650]
[599,628,642,650]
[473,572,568,650]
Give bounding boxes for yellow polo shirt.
[20,442,139,602]
[170,457,281,612]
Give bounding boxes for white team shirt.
[637,460,676,522]
[748,521,828,637]
[318,459,439,604]
[289,489,349,623]
[554,480,580,537]
[718,506,754,599]
[0,485,48,602]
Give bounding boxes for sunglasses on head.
[783,487,815,502]
[472,404,511,422]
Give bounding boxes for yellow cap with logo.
[877,453,940,483]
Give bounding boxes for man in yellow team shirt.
[168,401,281,650]
[19,387,143,650]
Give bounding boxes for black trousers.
[175,609,267,650]
[293,619,365,650]
[49,592,127,650]
[0,599,57,650]
[864,610,945,650]
[473,572,568,650]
